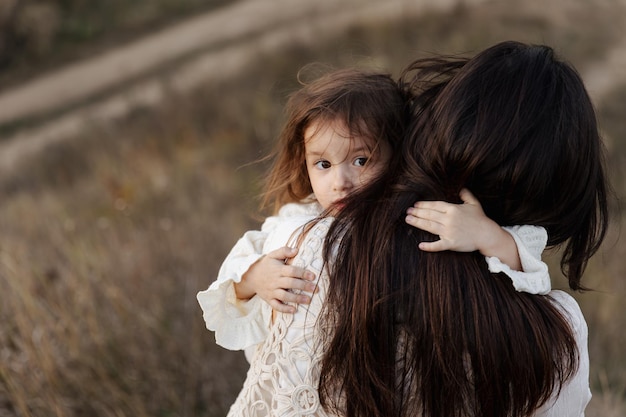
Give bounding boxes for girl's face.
[304,118,391,212]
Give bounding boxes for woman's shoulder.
[547,290,586,336]
[548,290,580,311]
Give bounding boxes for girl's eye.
[354,157,369,167]
[314,160,331,169]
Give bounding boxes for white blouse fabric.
[197,199,551,356]
[487,225,551,295]
[225,220,591,417]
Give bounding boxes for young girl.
[196,67,550,360]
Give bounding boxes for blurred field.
[1,0,625,416]
[0,0,234,89]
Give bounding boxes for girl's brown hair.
[261,67,410,213]
[320,41,609,417]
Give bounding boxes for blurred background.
[0,0,624,416]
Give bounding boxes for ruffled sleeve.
[486,225,551,295]
[196,226,274,350]
[197,278,273,351]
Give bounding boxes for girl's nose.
[333,166,353,191]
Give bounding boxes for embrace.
[199,41,609,417]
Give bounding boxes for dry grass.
[0,99,260,416]
[1,1,625,415]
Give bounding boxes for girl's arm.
[405,188,550,294]
[197,203,319,350]
[197,227,275,351]
[232,206,320,313]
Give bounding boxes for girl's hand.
[405,188,495,252]
[405,189,521,270]
[234,246,317,314]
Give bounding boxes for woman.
[320,41,608,416]
[227,41,609,417]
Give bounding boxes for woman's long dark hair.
[319,41,609,416]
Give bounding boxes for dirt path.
[0,0,489,173]
[0,0,624,174]
[0,0,367,126]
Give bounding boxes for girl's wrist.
[234,279,255,300]
[479,225,522,271]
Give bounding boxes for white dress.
[225,220,591,417]
[225,219,334,416]
[197,198,552,357]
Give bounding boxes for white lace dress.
[226,219,334,416]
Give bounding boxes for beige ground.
[0,0,624,173]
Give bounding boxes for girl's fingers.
[282,260,316,283]
[272,289,312,309]
[405,214,441,235]
[277,289,311,305]
[265,286,313,313]
[418,239,450,252]
[267,246,298,261]
[459,188,480,205]
[406,206,446,223]
[269,299,296,314]
[280,265,316,281]
[278,277,317,294]
[411,200,451,212]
